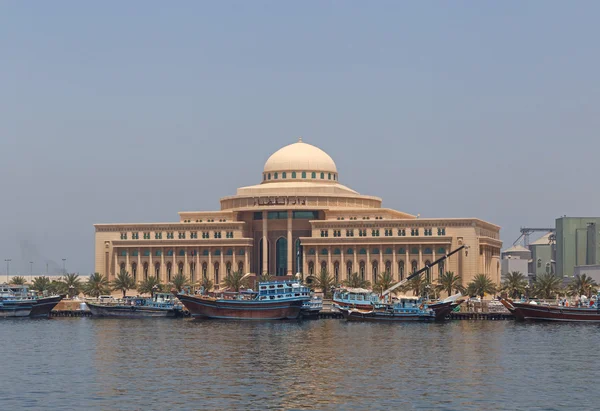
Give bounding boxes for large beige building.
[95,139,502,289]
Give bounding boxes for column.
[184,248,189,277]
[302,253,308,278]
[149,248,153,279]
[232,247,236,274]
[366,248,371,283]
[287,211,293,275]
[405,246,409,274]
[137,248,141,280]
[340,248,345,280]
[244,246,249,274]
[262,211,268,274]
[432,247,436,279]
[195,249,200,284]
[419,245,423,270]
[353,249,357,276]
[379,247,383,277]
[208,249,212,280]
[220,248,224,278]
[392,247,397,279]
[160,248,165,283]
[172,249,176,282]
[328,247,332,275]
[125,250,130,275]
[113,250,118,281]
[483,247,487,275]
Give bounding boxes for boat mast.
[381,245,467,298]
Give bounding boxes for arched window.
[308,248,316,255]
[359,261,366,280]
[226,248,233,256]
[276,238,288,276]
[167,249,173,257]
[537,259,542,268]
[143,263,148,280]
[333,248,341,255]
[263,174,266,181]
[424,248,432,255]
[190,262,195,283]
[334,262,339,283]
[295,239,302,275]
[372,248,380,255]
[411,247,419,255]
[347,261,353,278]
[226,262,232,276]
[302,171,306,178]
[131,263,137,281]
[320,172,325,179]
[398,248,405,255]
[282,172,286,179]
[178,262,184,275]
[215,249,221,256]
[203,249,209,256]
[214,262,219,285]
[292,171,296,178]
[179,249,185,256]
[328,173,331,180]
[155,262,160,278]
[166,262,172,282]
[359,248,367,255]
[321,248,328,255]
[347,248,354,255]
[399,260,405,280]
[411,260,418,273]
[274,172,278,179]
[372,261,378,282]
[202,262,207,278]
[385,248,392,255]
[385,261,391,274]
[238,261,244,274]
[311,172,316,179]
[438,261,444,278]
[268,173,271,180]
[308,261,314,275]
[424,260,431,281]
[438,247,446,255]
[321,261,327,273]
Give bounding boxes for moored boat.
[333,287,380,310]
[176,280,310,320]
[500,297,600,322]
[300,296,323,319]
[86,293,183,318]
[428,293,465,321]
[0,284,63,318]
[340,295,436,322]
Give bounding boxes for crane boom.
[381,245,466,297]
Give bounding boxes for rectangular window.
[320,230,329,237]
[178,232,185,239]
[202,232,209,239]
[155,232,162,239]
[226,232,233,238]
[120,233,127,240]
[214,232,222,239]
[424,228,432,236]
[411,228,419,236]
[346,229,354,237]
[372,229,380,237]
[293,211,319,219]
[397,229,406,236]
[437,228,446,235]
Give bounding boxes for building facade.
[556,217,600,276]
[94,139,502,290]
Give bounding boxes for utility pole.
[62,258,67,275]
[4,259,11,283]
[30,261,34,283]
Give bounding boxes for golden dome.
[263,138,337,175]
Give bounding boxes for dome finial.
[298,136,303,143]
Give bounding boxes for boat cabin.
[256,281,311,302]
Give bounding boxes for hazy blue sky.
[1,1,599,276]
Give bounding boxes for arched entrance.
[276,237,287,276]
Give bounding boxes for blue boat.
[0,284,63,318]
[86,293,183,318]
[339,295,436,322]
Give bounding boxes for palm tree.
[83,273,110,297]
[171,273,189,292]
[10,276,27,285]
[314,270,335,299]
[567,274,598,298]
[401,273,426,296]
[224,271,247,292]
[502,271,528,299]
[258,273,273,283]
[200,276,214,293]
[62,273,82,298]
[435,271,465,297]
[342,272,371,289]
[137,276,162,298]
[532,273,563,299]
[49,279,67,296]
[466,274,497,299]
[373,271,396,296]
[31,276,51,293]
[111,271,136,299]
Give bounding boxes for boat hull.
[30,296,63,318]
[429,300,464,321]
[0,301,32,318]
[86,302,178,318]
[177,294,304,320]
[500,299,600,322]
[340,308,435,322]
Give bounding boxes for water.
[0,319,598,410]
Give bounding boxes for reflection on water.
[1,319,599,410]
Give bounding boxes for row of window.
[120,248,246,257]
[120,231,235,240]
[317,228,446,238]
[336,216,384,221]
[307,260,446,281]
[181,218,225,223]
[263,171,338,181]
[306,247,447,256]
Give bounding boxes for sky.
[1,1,599,276]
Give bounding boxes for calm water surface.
[0,318,598,410]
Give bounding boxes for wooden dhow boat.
[176,280,311,320]
[339,295,436,322]
[0,284,63,318]
[500,297,600,322]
